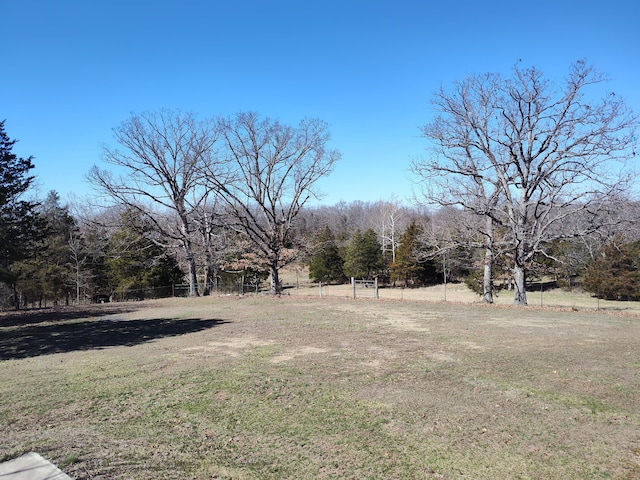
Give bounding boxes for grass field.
[281,270,640,315]
[1,295,639,479]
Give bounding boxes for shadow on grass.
[0,304,139,328]
[0,316,227,360]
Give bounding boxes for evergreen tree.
[104,210,184,300]
[0,121,43,305]
[583,240,640,301]
[308,226,345,283]
[12,191,79,306]
[390,220,437,286]
[343,229,384,279]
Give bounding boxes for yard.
[1,295,639,479]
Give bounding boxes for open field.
[279,267,640,315]
[1,296,639,479]
[286,281,640,314]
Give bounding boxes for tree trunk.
[12,283,19,310]
[513,263,527,306]
[270,262,281,295]
[513,199,528,305]
[76,271,81,305]
[203,259,214,296]
[482,216,494,304]
[483,255,493,303]
[179,219,199,297]
[186,254,199,297]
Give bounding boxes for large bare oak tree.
[88,109,220,297]
[212,112,341,294]
[414,61,637,305]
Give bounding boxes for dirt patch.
[271,346,330,363]
[181,337,274,358]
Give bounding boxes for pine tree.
[390,220,437,286]
[308,226,345,283]
[343,229,384,279]
[0,121,43,303]
[104,209,184,300]
[583,240,640,301]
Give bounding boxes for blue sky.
[3,0,639,206]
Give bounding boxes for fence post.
[375,277,379,299]
[319,282,322,297]
[351,277,356,299]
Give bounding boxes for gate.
[351,277,379,299]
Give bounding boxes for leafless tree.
[88,109,220,296]
[372,199,409,264]
[67,229,92,304]
[212,112,341,294]
[415,206,495,297]
[67,197,120,303]
[414,61,637,305]
[412,83,505,304]
[191,194,233,294]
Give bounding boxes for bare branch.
[414,61,638,305]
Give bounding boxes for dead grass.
[280,265,640,314]
[1,296,639,479]
[288,281,640,315]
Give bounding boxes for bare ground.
[1,296,639,479]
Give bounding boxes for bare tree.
[415,206,492,298]
[212,112,341,294]
[67,229,91,304]
[414,61,637,305]
[411,82,504,304]
[372,199,408,264]
[88,109,220,296]
[191,194,232,294]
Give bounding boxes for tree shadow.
[0,316,228,361]
[529,280,558,292]
[0,304,139,328]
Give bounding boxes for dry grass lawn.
[1,295,639,479]
[285,276,640,315]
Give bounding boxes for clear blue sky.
[3,0,639,206]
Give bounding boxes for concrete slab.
[0,452,73,479]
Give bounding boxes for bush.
[583,240,640,301]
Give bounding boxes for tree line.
[1,61,637,308]
[1,177,639,308]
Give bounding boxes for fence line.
[4,278,633,314]
[281,280,379,300]
[280,281,468,303]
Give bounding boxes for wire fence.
[281,278,381,300]
[3,275,629,313]
[0,281,262,309]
